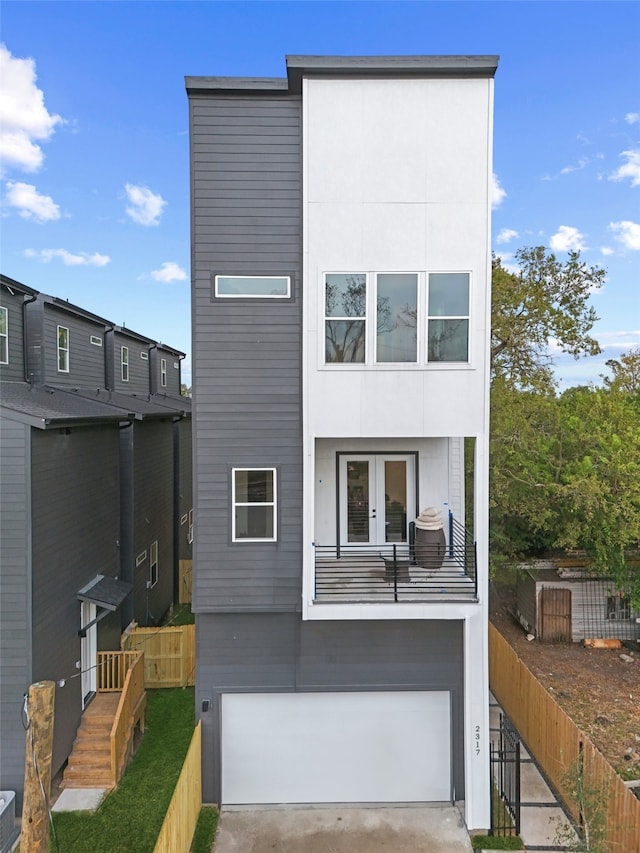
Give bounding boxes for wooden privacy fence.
[153,722,202,853]
[489,623,639,851]
[122,624,195,688]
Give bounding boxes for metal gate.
[490,713,521,836]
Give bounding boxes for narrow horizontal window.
[0,306,8,364]
[232,468,277,542]
[136,550,147,567]
[90,335,102,347]
[325,273,366,363]
[427,273,470,363]
[140,351,149,360]
[215,275,290,298]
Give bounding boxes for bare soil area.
[490,582,640,780]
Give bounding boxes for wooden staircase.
[61,692,120,789]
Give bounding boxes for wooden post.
[21,680,55,853]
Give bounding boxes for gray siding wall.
[0,415,32,809]
[112,331,151,394]
[151,347,182,397]
[0,288,28,382]
[42,306,106,388]
[30,425,121,779]
[196,613,465,804]
[178,417,193,561]
[189,93,302,612]
[129,419,175,625]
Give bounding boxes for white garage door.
[221,691,450,804]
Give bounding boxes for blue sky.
[2,1,638,389]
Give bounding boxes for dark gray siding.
[178,416,193,562]
[189,93,302,612]
[42,306,107,388]
[129,419,175,625]
[0,415,32,809]
[196,614,464,804]
[0,288,28,381]
[30,425,121,778]
[150,346,182,396]
[112,331,151,394]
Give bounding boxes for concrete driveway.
[212,804,473,853]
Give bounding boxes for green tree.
[491,248,604,391]
[602,346,640,393]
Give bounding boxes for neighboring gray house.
[187,54,498,831]
[0,274,191,809]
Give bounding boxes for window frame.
[0,306,8,364]
[214,274,291,299]
[607,594,631,621]
[90,335,102,347]
[121,345,129,382]
[374,272,419,365]
[149,540,158,588]
[160,357,167,387]
[426,272,471,364]
[324,272,368,365]
[231,467,277,543]
[57,325,70,373]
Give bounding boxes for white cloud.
[491,173,506,209]
[24,247,110,266]
[550,226,586,252]
[496,228,519,245]
[608,220,640,251]
[149,262,187,283]
[5,181,60,222]
[560,157,589,176]
[493,252,520,275]
[600,246,615,256]
[0,43,64,174]
[124,183,166,226]
[625,113,640,125]
[609,149,640,188]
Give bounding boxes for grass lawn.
[51,688,217,853]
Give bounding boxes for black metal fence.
[490,713,521,836]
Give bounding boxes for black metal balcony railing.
[314,513,477,604]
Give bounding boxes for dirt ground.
[490,582,640,780]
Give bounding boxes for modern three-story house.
[187,54,498,831]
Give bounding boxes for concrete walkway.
[490,694,578,852]
[212,804,473,853]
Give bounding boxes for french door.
[339,454,415,547]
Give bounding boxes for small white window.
[187,508,193,545]
[90,335,103,347]
[161,357,167,387]
[173,361,179,369]
[140,351,149,360]
[136,550,147,567]
[215,275,291,298]
[121,346,129,381]
[0,307,8,364]
[149,540,158,588]
[57,326,69,372]
[232,468,276,542]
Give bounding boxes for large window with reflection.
[325,273,366,363]
[375,273,418,363]
[427,273,469,362]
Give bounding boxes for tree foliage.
[602,346,640,393]
[491,247,604,391]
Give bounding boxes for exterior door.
[80,601,97,707]
[540,587,572,642]
[340,455,414,546]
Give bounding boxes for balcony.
[313,513,478,604]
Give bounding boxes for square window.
[325,273,366,363]
[232,468,277,542]
[57,325,69,372]
[215,275,291,298]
